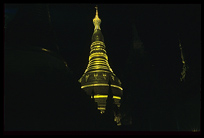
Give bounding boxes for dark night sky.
[48,4,201,80]
[4,4,201,131]
[5,4,201,78]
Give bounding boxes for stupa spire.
[93,5,101,30]
[79,6,123,116]
[95,5,98,16]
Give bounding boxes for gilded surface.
[79,6,123,114]
[93,6,101,30]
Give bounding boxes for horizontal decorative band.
[87,66,110,70]
[90,48,106,54]
[93,95,121,100]
[83,68,113,74]
[98,107,106,110]
[81,83,123,90]
[89,62,107,65]
[91,41,105,46]
[89,53,108,60]
[90,57,107,61]
[90,59,107,62]
[85,70,112,73]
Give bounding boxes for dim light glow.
[192,129,200,132]
[98,107,105,114]
[64,62,68,68]
[179,39,188,82]
[41,48,50,52]
[98,107,105,110]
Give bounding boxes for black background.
[4,3,201,131]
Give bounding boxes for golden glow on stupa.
[79,6,123,114]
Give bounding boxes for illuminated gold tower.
[79,6,123,114]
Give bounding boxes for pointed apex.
[93,5,101,30]
[95,5,98,15]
